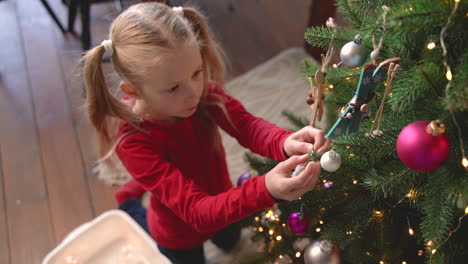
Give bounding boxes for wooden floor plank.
[15,0,94,242]
[48,0,120,215]
[0,1,55,263]
[0,147,10,264]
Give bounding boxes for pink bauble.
[396,120,450,172]
[287,212,309,235]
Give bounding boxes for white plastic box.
[42,210,171,264]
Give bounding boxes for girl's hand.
[283,126,330,157]
[265,154,321,201]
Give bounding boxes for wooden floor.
[0,0,310,262]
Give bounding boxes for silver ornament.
[340,34,368,68]
[320,150,342,172]
[304,240,340,264]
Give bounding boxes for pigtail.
[183,8,226,85]
[81,44,141,158]
[182,7,240,148]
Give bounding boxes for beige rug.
[95,47,318,263]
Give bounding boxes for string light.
[329,84,334,89]
[427,240,433,246]
[353,180,358,184]
[282,223,286,227]
[269,229,274,235]
[426,41,436,49]
[332,63,338,68]
[431,249,437,254]
[465,206,468,214]
[316,227,321,232]
[379,261,384,264]
[276,235,282,241]
[258,227,264,232]
[319,220,324,224]
[279,255,283,259]
[255,216,260,221]
[408,228,414,236]
[439,0,467,174]
[418,250,423,256]
[402,261,407,264]
[296,252,301,258]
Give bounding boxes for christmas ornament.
[320,150,342,172]
[340,34,368,68]
[287,212,309,235]
[303,240,340,264]
[323,181,334,189]
[237,171,251,186]
[326,57,400,139]
[397,120,450,172]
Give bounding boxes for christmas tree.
[242,1,468,263]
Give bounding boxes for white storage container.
[42,210,171,264]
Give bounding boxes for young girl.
[81,3,328,263]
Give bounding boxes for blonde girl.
[81,3,328,263]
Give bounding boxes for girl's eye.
[192,69,203,79]
[168,85,179,93]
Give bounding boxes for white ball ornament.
[320,150,342,172]
[340,34,368,68]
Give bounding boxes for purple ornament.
[237,171,251,187]
[397,121,450,172]
[323,180,334,189]
[287,212,309,235]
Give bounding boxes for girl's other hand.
[265,154,320,201]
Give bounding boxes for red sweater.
[116,83,292,249]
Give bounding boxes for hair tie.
[172,6,184,16]
[101,39,113,55]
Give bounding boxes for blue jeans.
[157,222,242,264]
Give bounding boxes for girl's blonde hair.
[81,2,230,162]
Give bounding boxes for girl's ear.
[119,81,141,98]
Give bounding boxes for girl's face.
[139,41,204,123]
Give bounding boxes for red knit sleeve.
[116,134,277,233]
[208,83,292,161]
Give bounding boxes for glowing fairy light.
[462,157,468,168]
[316,227,321,232]
[276,235,282,241]
[408,228,414,236]
[427,42,436,49]
[296,252,301,258]
[446,70,453,80]
[258,227,264,232]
